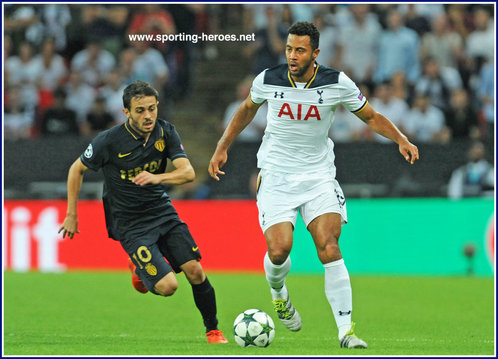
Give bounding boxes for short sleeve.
[338,72,367,113]
[250,71,267,104]
[164,123,188,161]
[80,132,109,171]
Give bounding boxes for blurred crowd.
[4,3,210,139]
[4,3,495,148]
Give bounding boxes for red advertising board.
[3,200,266,272]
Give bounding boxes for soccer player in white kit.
[209,22,419,349]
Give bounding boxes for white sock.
[264,252,290,300]
[324,258,352,339]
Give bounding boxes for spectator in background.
[36,4,72,52]
[398,3,445,23]
[65,5,103,59]
[415,57,462,113]
[129,41,169,93]
[5,41,39,111]
[448,141,494,199]
[336,4,381,84]
[64,70,96,125]
[446,89,479,140]
[4,85,35,140]
[314,13,340,69]
[420,13,464,69]
[446,4,474,40]
[465,6,494,65]
[243,6,287,75]
[221,76,267,143]
[476,58,494,140]
[374,8,420,84]
[288,4,315,23]
[89,5,130,57]
[99,69,127,124]
[71,39,116,87]
[32,37,67,92]
[400,3,431,37]
[390,71,414,105]
[403,93,449,144]
[328,105,365,143]
[39,87,79,137]
[127,4,176,52]
[4,4,39,48]
[369,81,409,143]
[81,96,116,137]
[118,47,137,85]
[128,41,170,116]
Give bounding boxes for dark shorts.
[120,223,201,292]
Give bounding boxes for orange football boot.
[206,330,228,344]
[127,257,148,294]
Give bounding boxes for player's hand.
[58,216,80,239]
[399,139,419,165]
[133,171,160,186]
[208,150,227,181]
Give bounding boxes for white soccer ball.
[233,309,275,347]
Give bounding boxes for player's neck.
[128,119,152,145]
[291,62,316,83]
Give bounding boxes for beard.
[289,56,314,78]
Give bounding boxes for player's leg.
[263,222,302,331]
[124,242,179,296]
[162,223,228,343]
[264,222,293,299]
[307,213,366,348]
[307,212,351,334]
[303,180,367,349]
[257,170,302,331]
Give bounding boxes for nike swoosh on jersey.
[118,152,132,158]
[192,247,199,252]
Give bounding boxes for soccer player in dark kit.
[59,80,228,344]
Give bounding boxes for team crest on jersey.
[154,138,165,152]
[317,90,324,104]
[145,263,158,276]
[84,144,93,158]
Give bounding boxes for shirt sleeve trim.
[352,100,368,113]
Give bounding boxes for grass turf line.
[3,271,494,355]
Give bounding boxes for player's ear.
[313,48,320,60]
[122,108,130,117]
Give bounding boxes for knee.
[154,276,178,297]
[316,234,342,264]
[184,263,205,285]
[268,248,290,265]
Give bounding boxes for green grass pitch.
[3,271,495,356]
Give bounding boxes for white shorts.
[256,169,348,233]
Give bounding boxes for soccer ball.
[233,309,275,347]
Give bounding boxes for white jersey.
[250,63,367,175]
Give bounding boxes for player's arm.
[133,157,195,186]
[59,158,88,239]
[354,102,420,164]
[208,95,263,180]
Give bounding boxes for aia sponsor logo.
[277,103,321,121]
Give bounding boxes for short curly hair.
[288,21,320,51]
[122,80,159,110]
